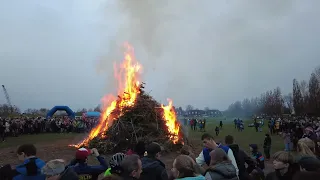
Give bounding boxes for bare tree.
[186,105,194,112]
[283,93,293,113]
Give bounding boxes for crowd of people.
[0,130,320,180]
[1,115,320,180]
[266,117,320,152]
[0,117,99,142]
[186,119,207,132]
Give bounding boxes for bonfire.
[73,43,184,153]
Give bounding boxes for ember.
[72,43,183,153]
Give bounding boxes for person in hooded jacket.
[140,142,169,180]
[225,135,256,180]
[265,151,300,180]
[13,144,46,180]
[204,148,238,180]
[249,144,265,170]
[67,147,108,180]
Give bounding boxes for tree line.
[225,67,320,117]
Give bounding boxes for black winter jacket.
[140,157,168,180]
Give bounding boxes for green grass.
[0,133,79,149]
[187,118,284,154]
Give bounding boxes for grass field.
[0,133,80,149]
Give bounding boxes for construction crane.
[2,85,13,112]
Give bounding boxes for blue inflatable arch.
[46,106,75,119]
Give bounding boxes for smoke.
[99,0,320,109]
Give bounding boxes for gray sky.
[1,0,320,111]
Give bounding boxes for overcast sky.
[1,0,320,111]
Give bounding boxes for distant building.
[205,110,222,117]
[186,110,205,116]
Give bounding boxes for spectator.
[140,142,168,180]
[298,156,320,172]
[13,144,46,180]
[41,159,78,180]
[67,148,108,180]
[215,126,220,136]
[249,144,265,170]
[265,151,299,180]
[297,138,316,159]
[225,135,256,180]
[180,145,205,175]
[263,134,272,160]
[104,153,126,177]
[303,127,317,141]
[282,131,292,151]
[204,148,238,180]
[120,154,142,180]
[196,133,239,176]
[171,155,205,180]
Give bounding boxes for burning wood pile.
[72,43,184,153]
[89,84,184,153]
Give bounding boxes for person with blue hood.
[13,144,46,180]
[249,144,265,170]
[140,142,169,180]
[67,147,108,180]
[195,133,239,176]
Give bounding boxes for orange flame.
[72,43,141,148]
[161,99,180,144]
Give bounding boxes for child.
[215,126,220,136]
[249,144,265,170]
[263,134,272,160]
[265,151,300,180]
[14,144,46,180]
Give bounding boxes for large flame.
[161,99,180,144]
[73,43,141,147]
[72,43,181,148]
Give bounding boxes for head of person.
[120,154,142,179]
[201,133,216,149]
[225,135,234,145]
[75,148,91,164]
[272,151,294,171]
[146,142,163,159]
[209,148,230,166]
[298,156,320,172]
[265,133,270,138]
[16,144,37,161]
[297,138,316,157]
[41,159,66,180]
[305,127,313,134]
[249,144,258,153]
[109,153,126,174]
[171,155,196,179]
